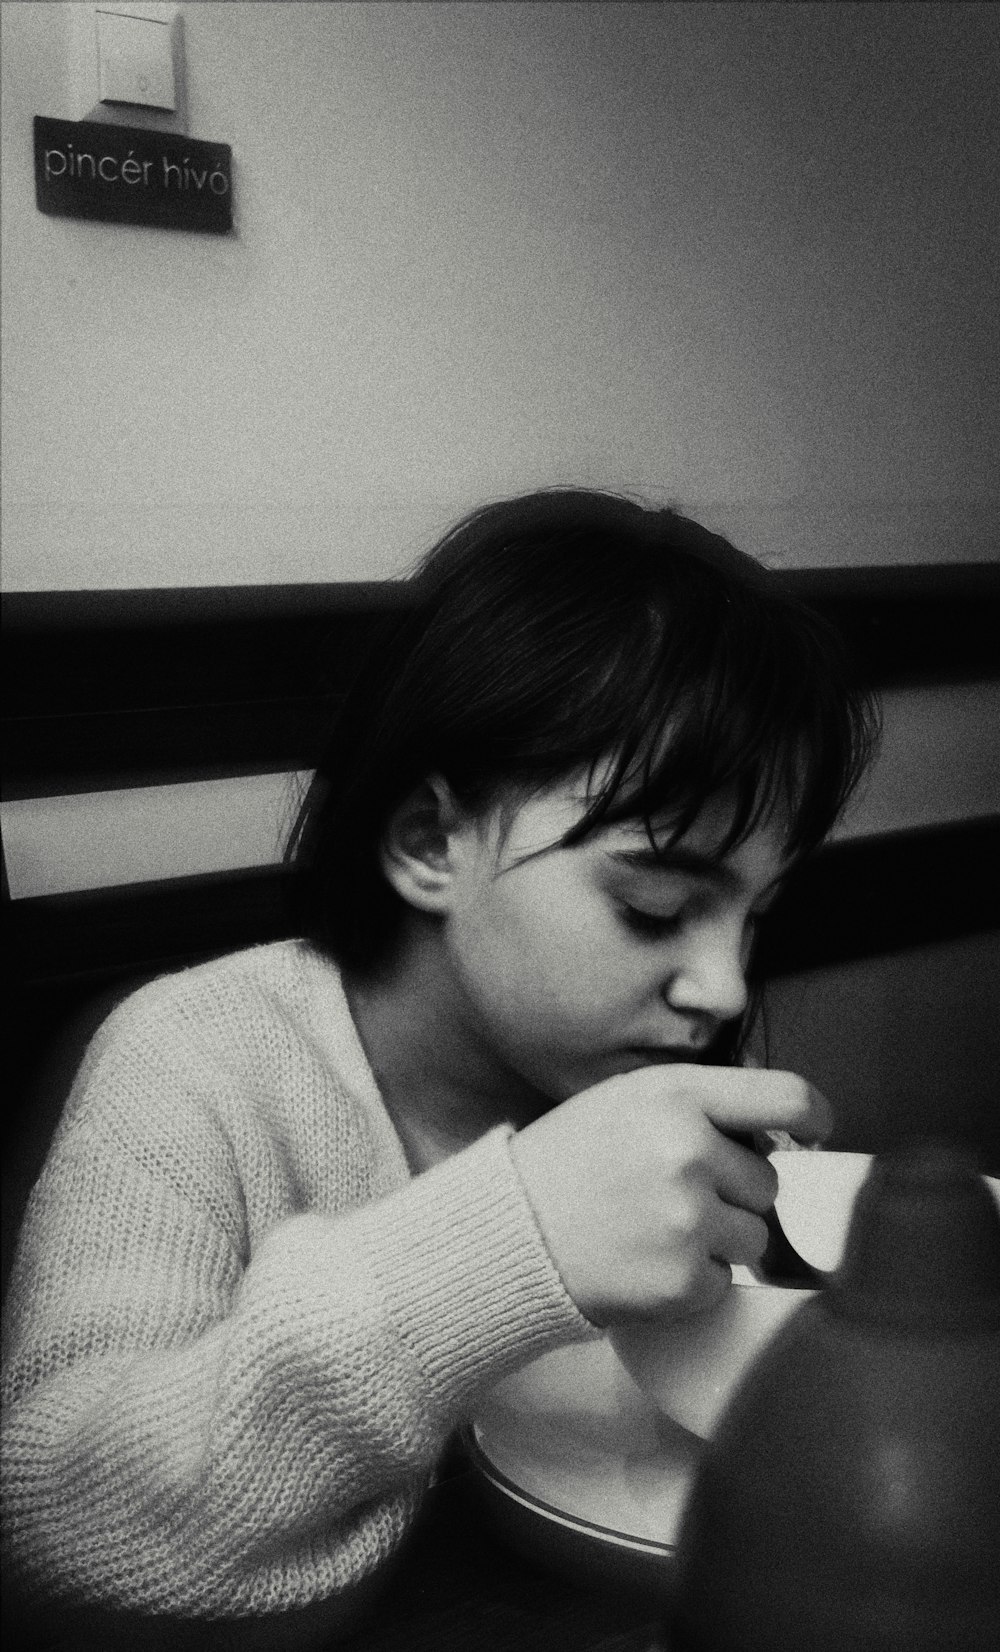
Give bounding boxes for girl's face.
[434,780,790,1107]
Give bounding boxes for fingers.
[509,1064,831,1327]
[710,1203,770,1269]
[672,1065,834,1146]
[714,1138,779,1214]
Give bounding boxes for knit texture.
[1,941,594,1618]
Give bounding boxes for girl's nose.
[662,919,749,1023]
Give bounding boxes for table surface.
[342,1471,670,1652]
[3,1472,672,1652]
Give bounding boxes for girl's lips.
[627,1046,701,1064]
[599,1046,711,1082]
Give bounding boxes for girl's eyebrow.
[608,845,788,903]
[608,845,737,887]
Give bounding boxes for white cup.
[608,1150,873,1438]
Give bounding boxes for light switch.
[97,9,176,111]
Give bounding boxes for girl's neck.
[342,937,544,1175]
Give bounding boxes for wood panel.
[5,565,998,797]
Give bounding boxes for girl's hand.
[509,1066,832,1326]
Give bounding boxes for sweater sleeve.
[1,1039,593,1618]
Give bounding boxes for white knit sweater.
[1,941,593,1620]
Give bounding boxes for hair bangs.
[561,585,879,867]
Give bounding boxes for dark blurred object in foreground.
[671,1138,1000,1651]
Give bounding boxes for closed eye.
[619,904,686,939]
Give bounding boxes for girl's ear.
[380,776,472,914]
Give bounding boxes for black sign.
[34,115,232,234]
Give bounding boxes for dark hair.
[287,489,879,988]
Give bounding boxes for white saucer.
[468,1337,699,1599]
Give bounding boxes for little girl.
[1,489,877,1635]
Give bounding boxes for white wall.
[3,0,998,589]
[3,2,998,902]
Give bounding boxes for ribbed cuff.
[359,1126,597,1412]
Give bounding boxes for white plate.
[468,1337,698,1599]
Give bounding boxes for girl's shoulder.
[102,938,339,1043]
[50,942,396,1204]
[66,940,360,1127]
